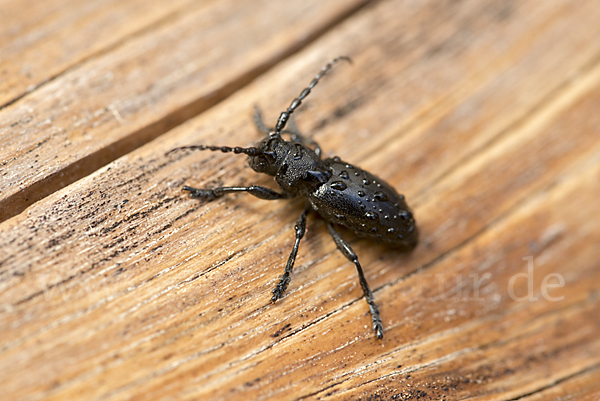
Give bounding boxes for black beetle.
[169,57,418,339]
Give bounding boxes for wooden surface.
[1,0,600,400]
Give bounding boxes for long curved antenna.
[166,145,265,157]
[274,56,352,135]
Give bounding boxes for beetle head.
[249,133,290,176]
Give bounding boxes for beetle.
[168,57,418,339]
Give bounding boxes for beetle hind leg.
[327,223,384,339]
[271,202,311,302]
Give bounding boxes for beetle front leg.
[183,185,292,202]
[253,105,302,137]
[271,203,311,302]
[253,106,272,135]
[253,105,321,158]
[327,223,384,339]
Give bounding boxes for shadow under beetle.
[168,57,418,339]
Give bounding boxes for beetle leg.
[285,116,302,139]
[271,202,312,302]
[327,223,384,339]
[183,185,293,202]
[253,105,322,158]
[253,105,301,136]
[253,106,271,135]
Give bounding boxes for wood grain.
[1,0,600,400]
[0,0,194,105]
[0,0,368,222]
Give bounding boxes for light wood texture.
[1,0,600,400]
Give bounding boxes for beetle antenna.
[274,56,352,135]
[166,145,264,157]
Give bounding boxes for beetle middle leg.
[271,202,312,302]
[327,223,384,339]
[183,185,293,202]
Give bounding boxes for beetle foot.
[368,302,384,339]
[373,318,384,340]
[183,186,219,201]
[271,273,290,302]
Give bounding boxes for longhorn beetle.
[168,57,418,339]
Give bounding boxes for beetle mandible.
[168,57,418,339]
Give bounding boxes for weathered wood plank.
[1,0,600,400]
[0,0,368,222]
